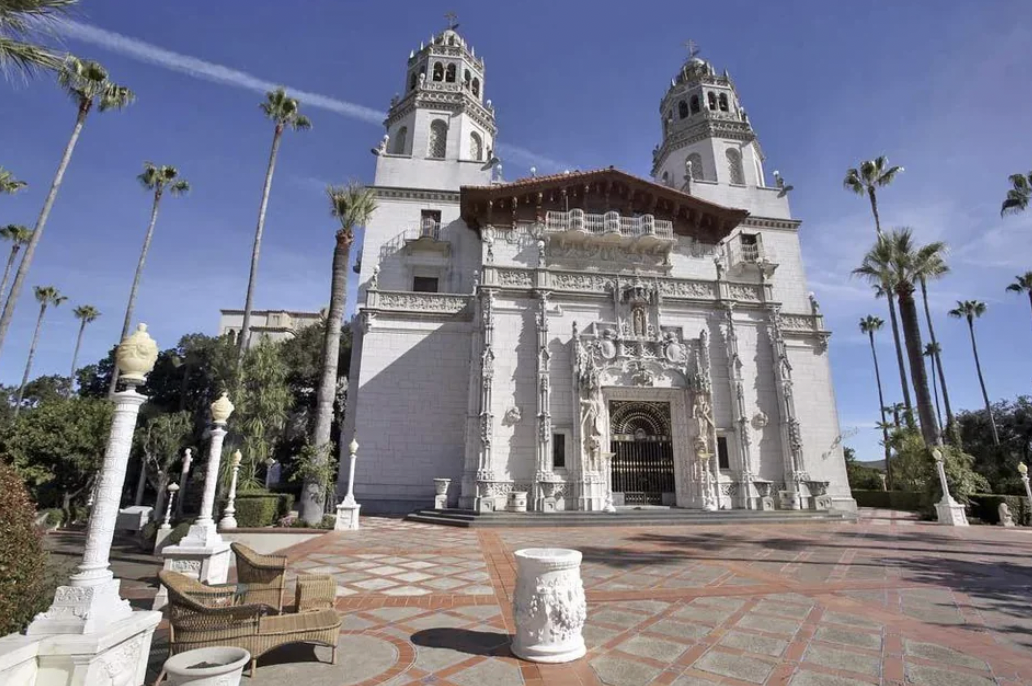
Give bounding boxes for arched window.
[690,95,700,114]
[445,64,456,83]
[392,126,408,155]
[469,131,484,161]
[432,62,444,82]
[718,93,729,112]
[464,69,471,89]
[726,148,745,185]
[687,153,704,181]
[471,77,480,97]
[409,72,418,91]
[707,92,717,110]
[678,100,689,119]
[428,119,448,158]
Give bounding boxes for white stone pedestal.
[335,501,361,530]
[153,540,232,610]
[936,499,969,527]
[512,548,587,663]
[508,491,528,513]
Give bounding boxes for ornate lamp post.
[161,483,180,531]
[1019,463,1032,516]
[335,438,361,530]
[932,448,968,526]
[185,393,234,544]
[220,451,242,530]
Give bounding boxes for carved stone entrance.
[609,400,675,506]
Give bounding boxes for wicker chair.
[160,571,341,676]
[231,542,287,611]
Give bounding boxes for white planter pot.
[512,548,586,663]
[164,647,250,686]
[433,478,451,496]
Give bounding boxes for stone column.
[153,393,235,609]
[336,438,361,530]
[534,291,553,511]
[160,484,179,531]
[474,289,498,513]
[15,324,162,686]
[1019,463,1032,509]
[219,450,242,530]
[175,448,192,518]
[512,548,587,663]
[766,306,804,509]
[933,448,969,526]
[720,303,755,509]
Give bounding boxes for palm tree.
[923,342,943,431]
[949,300,1000,446]
[856,229,941,447]
[300,183,377,524]
[0,57,133,364]
[0,224,31,306]
[108,162,190,395]
[14,285,66,415]
[0,166,27,193]
[854,246,913,423]
[236,88,311,366]
[859,315,893,486]
[0,0,73,77]
[1005,271,1032,334]
[914,242,957,442]
[70,303,98,379]
[1000,170,1030,216]
[843,156,904,236]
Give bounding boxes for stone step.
[405,507,855,528]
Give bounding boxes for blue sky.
[1,1,1030,462]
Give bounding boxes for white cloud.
[58,21,568,173]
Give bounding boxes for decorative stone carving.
[728,284,761,302]
[169,559,202,575]
[210,392,235,425]
[115,323,159,384]
[815,495,834,511]
[999,503,1015,527]
[512,548,587,663]
[550,272,615,293]
[751,412,768,429]
[657,278,714,299]
[376,291,470,313]
[434,478,451,496]
[509,491,529,512]
[547,242,670,271]
[504,406,523,425]
[805,480,830,497]
[497,268,533,288]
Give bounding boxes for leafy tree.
[0,396,112,513]
[948,300,999,446]
[14,285,65,416]
[136,410,192,517]
[0,166,27,194]
[0,224,31,308]
[18,373,70,407]
[0,57,133,362]
[0,459,48,635]
[844,446,883,490]
[69,303,99,379]
[108,163,190,395]
[233,339,291,488]
[302,183,375,523]
[859,315,892,484]
[957,397,1032,493]
[1000,170,1031,216]
[0,0,73,76]
[237,88,311,366]
[884,427,929,492]
[1005,271,1032,334]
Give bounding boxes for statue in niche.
[693,393,715,453]
[631,306,647,338]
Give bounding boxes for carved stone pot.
[433,478,451,496]
[164,646,250,686]
[512,548,587,663]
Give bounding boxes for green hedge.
[968,493,1031,526]
[852,490,924,511]
[0,461,49,635]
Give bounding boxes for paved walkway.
[129,510,1032,685]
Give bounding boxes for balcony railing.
[544,210,674,240]
[418,219,441,241]
[726,233,776,271]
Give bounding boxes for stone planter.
[433,478,451,496]
[509,491,528,513]
[164,646,250,686]
[512,548,586,663]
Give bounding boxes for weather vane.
[444,12,459,30]
[684,39,700,59]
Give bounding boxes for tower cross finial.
[444,12,459,30]
[684,39,700,59]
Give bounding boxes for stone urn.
[164,647,250,686]
[512,548,587,663]
[115,323,159,384]
[509,491,528,513]
[433,478,451,496]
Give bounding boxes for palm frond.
[842,168,864,195]
[72,303,100,322]
[169,179,190,195]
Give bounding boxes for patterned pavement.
[139,509,1032,685]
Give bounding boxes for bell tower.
[651,44,769,209]
[373,19,497,190]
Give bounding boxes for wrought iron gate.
[609,400,675,506]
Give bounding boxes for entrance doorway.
[609,400,675,505]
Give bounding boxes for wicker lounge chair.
[231,542,287,611]
[160,571,341,676]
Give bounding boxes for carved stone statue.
[808,292,821,315]
[536,239,547,269]
[369,264,380,290]
[632,306,647,337]
[999,502,1016,527]
[580,389,603,442]
[693,394,715,447]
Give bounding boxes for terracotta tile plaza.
[138,510,1032,685]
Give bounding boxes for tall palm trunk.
[897,288,939,446]
[884,292,913,424]
[920,279,956,440]
[108,186,164,395]
[238,123,284,367]
[0,103,90,362]
[301,230,351,524]
[70,316,88,379]
[868,188,882,235]
[0,244,22,308]
[867,331,892,488]
[14,301,48,417]
[927,353,943,430]
[965,318,1000,445]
